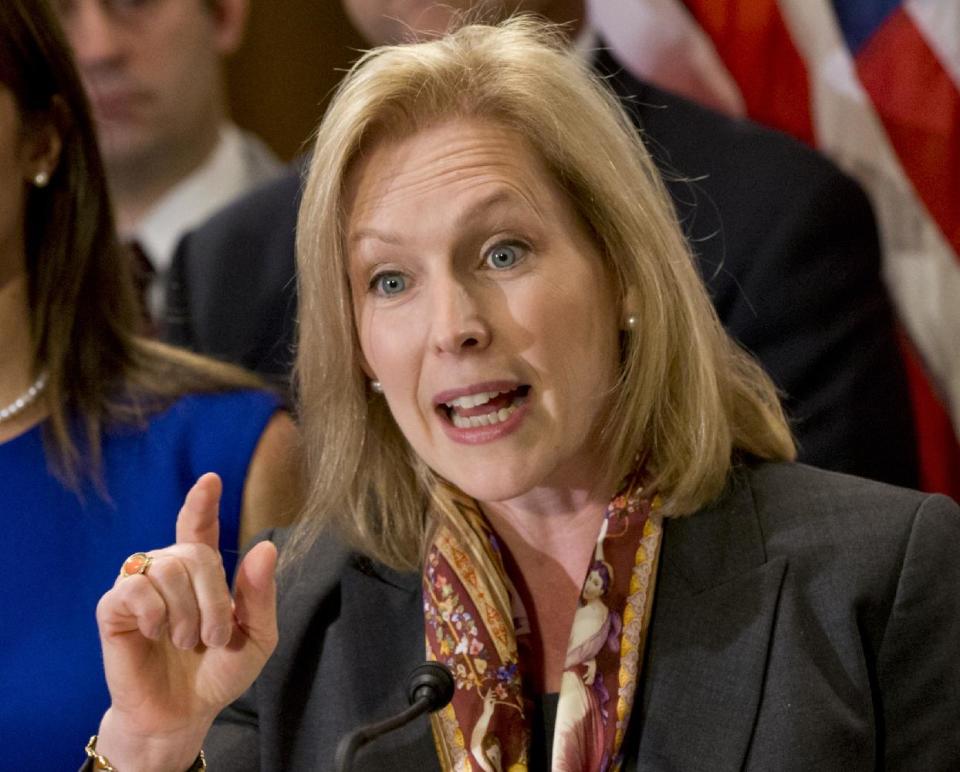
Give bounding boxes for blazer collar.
[349,553,422,594]
[628,464,787,770]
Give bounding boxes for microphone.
[334,662,455,771]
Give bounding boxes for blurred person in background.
[0,1,299,766]
[55,0,282,323]
[167,0,919,490]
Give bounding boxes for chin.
[98,132,152,170]
[442,465,538,506]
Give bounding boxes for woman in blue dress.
[0,1,302,767]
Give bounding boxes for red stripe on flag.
[897,330,960,500]
[856,8,960,259]
[682,0,815,145]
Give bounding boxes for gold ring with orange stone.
[119,551,154,579]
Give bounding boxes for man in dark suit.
[58,0,283,321]
[165,0,918,488]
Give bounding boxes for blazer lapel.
[628,468,787,771]
[334,557,442,772]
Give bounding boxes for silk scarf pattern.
[423,471,663,771]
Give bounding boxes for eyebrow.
[348,188,540,247]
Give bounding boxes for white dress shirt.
[128,123,283,317]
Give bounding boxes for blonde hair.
[293,18,795,570]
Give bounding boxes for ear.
[209,0,249,55]
[21,98,65,184]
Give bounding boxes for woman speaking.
[86,19,959,771]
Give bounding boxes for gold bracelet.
[84,735,117,771]
[84,735,207,771]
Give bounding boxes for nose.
[61,1,126,69]
[429,276,491,355]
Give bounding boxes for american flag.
[590,0,960,497]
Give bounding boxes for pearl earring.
[624,314,638,331]
[370,379,383,394]
[33,170,50,188]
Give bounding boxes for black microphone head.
[406,662,455,712]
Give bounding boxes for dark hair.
[0,0,262,487]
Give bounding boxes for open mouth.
[438,385,531,429]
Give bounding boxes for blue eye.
[372,272,406,296]
[485,243,523,270]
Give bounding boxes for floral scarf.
[423,470,663,771]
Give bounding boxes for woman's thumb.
[232,540,279,654]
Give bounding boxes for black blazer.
[165,49,917,488]
[205,462,960,770]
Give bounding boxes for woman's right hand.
[92,473,279,771]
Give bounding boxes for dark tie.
[126,241,158,336]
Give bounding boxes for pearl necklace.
[0,371,48,424]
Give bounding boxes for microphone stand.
[334,697,433,771]
[334,662,454,772]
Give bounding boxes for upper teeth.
[444,390,507,409]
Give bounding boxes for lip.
[433,380,530,446]
[432,380,523,407]
[439,397,530,445]
[90,90,147,120]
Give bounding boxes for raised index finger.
[175,472,222,550]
